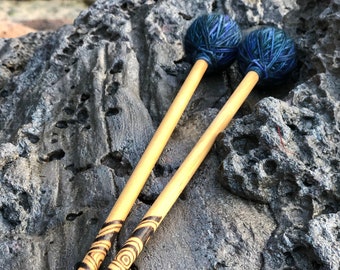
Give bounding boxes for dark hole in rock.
[101,151,132,177]
[91,25,113,40]
[42,149,65,162]
[55,54,69,62]
[212,0,218,11]
[0,90,9,97]
[106,107,121,117]
[64,67,71,73]
[287,124,298,131]
[284,252,295,267]
[121,2,135,10]
[69,31,83,40]
[234,174,244,185]
[80,93,91,102]
[291,245,323,269]
[63,47,75,55]
[278,180,299,197]
[121,2,128,10]
[17,145,28,158]
[77,108,89,123]
[319,190,340,214]
[301,173,316,187]
[63,107,75,115]
[173,57,186,66]
[111,31,121,41]
[108,81,120,95]
[49,149,65,161]
[83,125,91,130]
[110,60,124,74]
[65,163,93,175]
[130,264,139,270]
[7,66,16,73]
[263,159,277,175]
[302,116,315,130]
[87,44,95,50]
[179,191,187,201]
[153,164,165,177]
[24,132,40,144]
[330,159,338,169]
[55,120,68,129]
[66,211,83,221]
[138,194,156,205]
[0,205,21,227]
[232,135,259,155]
[90,35,100,43]
[256,75,298,99]
[178,12,193,20]
[19,192,32,212]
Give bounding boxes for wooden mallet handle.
[108,71,260,270]
[78,60,208,270]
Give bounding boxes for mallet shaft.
[78,60,208,270]
[108,71,260,270]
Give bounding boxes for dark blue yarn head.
[184,14,242,70]
[238,27,297,85]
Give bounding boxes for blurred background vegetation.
[1,0,92,22]
[1,0,94,36]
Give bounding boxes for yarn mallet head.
[238,27,297,84]
[78,13,241,270]
[184,14,242,70]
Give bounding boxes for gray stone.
[308,213,340,270]
[218,73,339,269]
[0,0,339,269]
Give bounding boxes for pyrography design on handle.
[108,216,162,270]
[79,220,123,270]
[107,26,297,269]
[79,14,241,270]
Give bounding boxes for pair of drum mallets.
[78,14,296,269]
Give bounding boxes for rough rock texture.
[217,74,339,269]
[0,0,339,269]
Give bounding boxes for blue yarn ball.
[238,27,297,84]
[184,14,242,70]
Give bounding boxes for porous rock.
[0,0,339,269]
[217,73,339,269]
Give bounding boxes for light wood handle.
[78,60,208,270]
[108,71,260,269]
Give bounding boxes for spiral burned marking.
[108,216,162,270]
[78,220,123,270]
